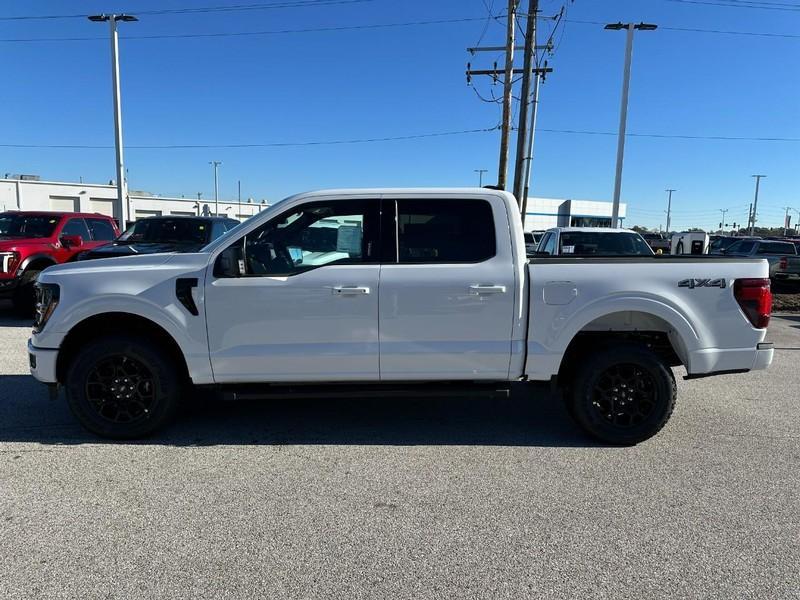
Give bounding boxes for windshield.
[559,232,654,256]
[0,213,59,239]
[118,218,211,244]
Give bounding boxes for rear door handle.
[332,286,370,295]
[469,284,507,295]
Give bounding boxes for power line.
[0,17,488,43]
[566,18,800,39]
[663,0,800,11]
[0,127,499,150]
[538,128,800,142]
[0,0,382,22]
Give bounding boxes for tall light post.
[473,169,488,187]
[664,188,675,234]
[88,13,138,228]
[749,174,766,236]
[209,161,222,216]
[605,22,657,228]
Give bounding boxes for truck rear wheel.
[65,335,181,439]
[566,343,676,445]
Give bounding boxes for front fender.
[34,292,213,385]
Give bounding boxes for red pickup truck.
[0,211,120,313]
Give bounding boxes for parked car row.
[0,211,238,314]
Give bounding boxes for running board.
[205,382,512,401]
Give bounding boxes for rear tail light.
[779,257,788,270]
[734,278,772,329]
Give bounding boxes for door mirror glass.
[60,234,83,249]
[214,244,241,278]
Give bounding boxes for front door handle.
[332,286,370,295]
[469,284,507,295]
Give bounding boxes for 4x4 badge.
[678,278,727,289]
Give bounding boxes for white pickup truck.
[28,188,774,444]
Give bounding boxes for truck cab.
[0,211,119,313]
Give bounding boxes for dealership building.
[0,175,269,225]
[0,176,625,231]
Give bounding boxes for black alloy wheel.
[66,335,182,439]
[566,342,677,445]
[85,354,157,425]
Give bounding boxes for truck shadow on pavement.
[0,375,595,448]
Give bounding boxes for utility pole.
[512,0,538,205]
[749,174,766,236]
[605,22,658,228]
[665,188,675,234]
[497,0,519,190]
[88,13,138,229]
[473,169,488,187]
[719,208,729,234]
[747,203,753,235]
[210,161,222,216]
[238,179,241,203]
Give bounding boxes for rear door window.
[395,199,495,263]
[757,242,797,255]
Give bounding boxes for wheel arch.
[555,309,691,386]
[56,312,190,385]
[19,253,56,273]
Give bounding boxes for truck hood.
[39,252,210,281]
[78,241,205,260]
[0,238,52,251]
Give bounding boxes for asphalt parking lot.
[1,303,798,599]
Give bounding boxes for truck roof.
[546,227,636,234]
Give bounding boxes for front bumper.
[28,339,58,384]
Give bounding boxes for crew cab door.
[378,195,516,380]
[204,197,381,383]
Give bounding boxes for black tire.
[566,343,676,445]
[65,335,182,439]
[11,269,40,317]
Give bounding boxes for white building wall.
[523,198,628,232]
[0,178,270,224]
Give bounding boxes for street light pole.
[665,188,675,234]
[209,161,222,216]
[88,13,138,228]
[749,174,766,236]
[605,22,657,228]
[473,169,488,187]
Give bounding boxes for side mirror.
[214,245,242,278]
[60,235,83,249]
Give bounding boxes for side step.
[204,382,513,402]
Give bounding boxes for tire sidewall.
[570,344,676,445]
[66,335,180,439]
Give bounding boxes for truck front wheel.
[566,343,676,445]
[65,335,181,439]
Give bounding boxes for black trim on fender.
[175,278,199,316]
[19,253,57,273]
[683,369,749,380]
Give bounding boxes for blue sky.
[1,0,798,230]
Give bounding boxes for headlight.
[0,251,19,273]
[33,282,60,334]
